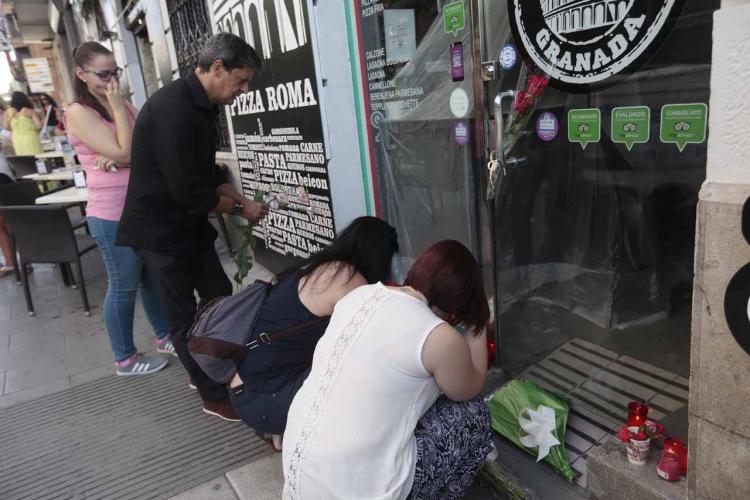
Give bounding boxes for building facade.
[39,0,750,497]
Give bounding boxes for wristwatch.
[231,202,243,216]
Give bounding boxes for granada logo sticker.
[509,0,683,89]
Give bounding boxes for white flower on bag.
[518,405,560,462]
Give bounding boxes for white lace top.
[282,283,445,500]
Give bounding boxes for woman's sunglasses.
[83,67,123,81]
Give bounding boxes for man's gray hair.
[197,33,262,72]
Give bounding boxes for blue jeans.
[88,216,170,361]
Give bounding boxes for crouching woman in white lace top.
[282,240,493,500]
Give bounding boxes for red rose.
[527,74,549,97]
[616,427,631,443]
[633,431,648,441]
[513,91,533,115]
[513,90,527,114]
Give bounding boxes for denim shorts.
[228,368,311,435]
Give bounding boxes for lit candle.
[663,437,687,476]
[657,453,681,481]
[627,401,649,426]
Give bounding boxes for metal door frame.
[466,0,502,366]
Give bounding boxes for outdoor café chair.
[0,181,87,286]
[0,205,97,316]
[5,155,37,178]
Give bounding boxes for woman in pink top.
[66,42,170,376]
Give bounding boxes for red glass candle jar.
[627,401,649,426]
[663,437,688,476]
[657,452,681,481]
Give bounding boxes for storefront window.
[487,0,720,457]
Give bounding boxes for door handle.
[494,91,526,167]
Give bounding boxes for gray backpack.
[187,279,329,384]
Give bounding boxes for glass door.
[480,0,719,477]
[353,0,484,281]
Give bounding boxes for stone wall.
[689,1,750,498]
[690,185,750,499]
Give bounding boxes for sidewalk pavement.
[0,243,270,409]
[170,453,499,500]
[0,242,501,499]
[170,454,284,500]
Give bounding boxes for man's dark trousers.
[138,245,231,402]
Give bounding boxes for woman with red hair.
[282,240,492,499]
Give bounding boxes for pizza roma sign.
[509,0,683,88]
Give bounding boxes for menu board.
[212,0,335,260]
[22,58,54,93]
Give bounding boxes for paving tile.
[0,334,8,352]
[524,367,576,392]
[618,355,679,381]
[61,349,113,374]
[68,365,115,386]
[569,399,621,431]
[538,358,588,386]
[570,338,619,360]
[565,429,594,455]
[0,349,11,371]
[9,331,66,355]
[226,453,283,500]
[569,391,625,423]
[661,383,689,401]
[4,361,71,393]
[606,361,670,391]
[561,343,614,368]
[169,476,239,500]
[582,380,635,409]
[63,333,114,357]
[0,371,5,395]
[567,413,609,443]
[9,295,64,319]
[592,370,657,402]
[4,347,110,393]
[0,377,71,408]
[571,457,588,488]
[649,393,685,413]
[548,351,602,377]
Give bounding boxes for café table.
[23,167,80,192]
[35,186,88,205]
[23,167,78,182]
[34,151,66,160]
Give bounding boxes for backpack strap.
[245,315,330,351]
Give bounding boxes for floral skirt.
[407,396,493,499]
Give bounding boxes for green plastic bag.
[488,379,576,482]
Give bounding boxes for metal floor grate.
[0,364,271,499]
[519,338,689,488]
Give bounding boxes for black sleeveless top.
[237,270,328,393]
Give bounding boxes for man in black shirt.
[117,33,268,421]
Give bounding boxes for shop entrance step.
[518,338,688,489]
